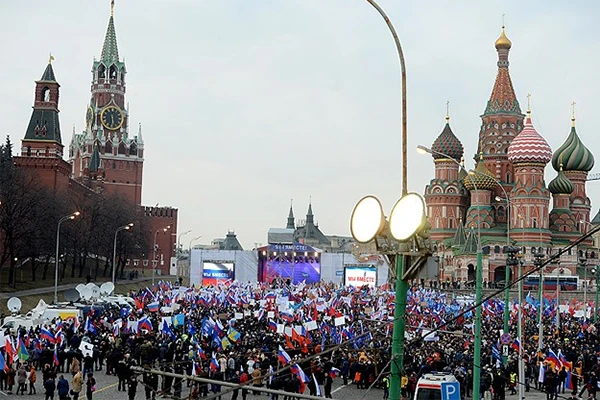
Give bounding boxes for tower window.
[130,143,137,156]
[118,143,127,155]
[109,65,117,80]
[105,142,113,154]
[26,147,31,157]
[41,87,50,102]
[98,64,106,79]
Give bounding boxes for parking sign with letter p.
[441,382,461,400]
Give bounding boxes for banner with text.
[344,265,377,288]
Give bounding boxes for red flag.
[5,338,15,362]
[284,334,295,350]
[291,329,304,346]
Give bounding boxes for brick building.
[13,3,177,275]
[423,27,596,284]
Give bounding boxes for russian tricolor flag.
[147,301,160,313]
[210,356,219,372]
[40,328,56,343]
[281,311,294,323]
[277,345,291,365]
[138,317,153,331]
[268,320,277,332]
[511,339,520,352]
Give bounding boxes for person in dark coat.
[57,375,70,400]
[44,377,56,400]
[127,377,138,400]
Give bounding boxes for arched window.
[118,142,127,155]
[98,64,106,79]
[532,218,537,229]
[449,219,454,229]
[130,143,137,156]
[41,87,50,102]
[105,142,113,154]
[494,245,500,254]
[109,65,118,80]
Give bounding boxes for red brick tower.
[424,112,469,242]
[478,26,524,226]
[69,2,144,204]
[506,107,553,246]
[14,59,72,191]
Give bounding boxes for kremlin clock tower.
[69,2,144,204]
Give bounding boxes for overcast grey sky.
[2,1,599,249]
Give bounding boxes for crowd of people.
[0,278,598,400]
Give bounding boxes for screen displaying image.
[202,262,234,286]
[344,265,377,287]
[257,244,321,284]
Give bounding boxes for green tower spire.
[101,1,119,64]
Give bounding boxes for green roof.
[101,14,119,64]
[39,63,56,82]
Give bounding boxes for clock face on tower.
[86,106,94,127]
[100,105,124,130]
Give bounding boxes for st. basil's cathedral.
[424,27,597,284]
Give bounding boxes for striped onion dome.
[431,118,464,161]
[551,118,595,172]
[507,113,552,164]
[548,164,574,195]
[464,155,497,191]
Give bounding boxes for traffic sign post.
[500,332,511,345]
[441,382,461,400]
[502,345,509,357]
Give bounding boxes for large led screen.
[344,264,377,287]
[202,262,234,286]
[257,244,321,284]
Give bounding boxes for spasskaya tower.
[69,1,144,204]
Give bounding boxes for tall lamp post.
[177,230,192,257]
[581,220,599,320]
[54,211,80,304]
[350,194,429,400]
[358,3,409,399]
[113,223,134,284]
[580,257,588,317]
[152,225,171,286]
[416,145,483,400]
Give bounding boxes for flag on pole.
[53,347,59,366]
[17,338,29,361]
[84,317,97,334]
[312,373,321,396]
[0,350,7,371]
[277,346,291,365]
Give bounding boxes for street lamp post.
[580,257,588,317]
[358,4,408,399]
[581,220,599,320]
[177,230,192,258]
[54,211,80,304]
[113,223,133,285]
[153,225,171,286]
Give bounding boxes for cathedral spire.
[286,199,295,230]
[306,199,314,224]
[484,25,521,116]
[101,0,119,64]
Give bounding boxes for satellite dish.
[100,282,115,296]
[80,287,93,301]
[64,289,81,303]
[90,286,100,299]
[76,284,86,293]
[7,297,22,314]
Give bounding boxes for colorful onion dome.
[495,26,512,50]
[548,164,574,195]
[507,112,552,164]
[551,116,595,172]
[431,116,464,161]
[463,154,497,191]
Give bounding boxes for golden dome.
[495,26,512,50]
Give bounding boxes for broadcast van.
[413,372,459,400]
[1,315,45,334]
